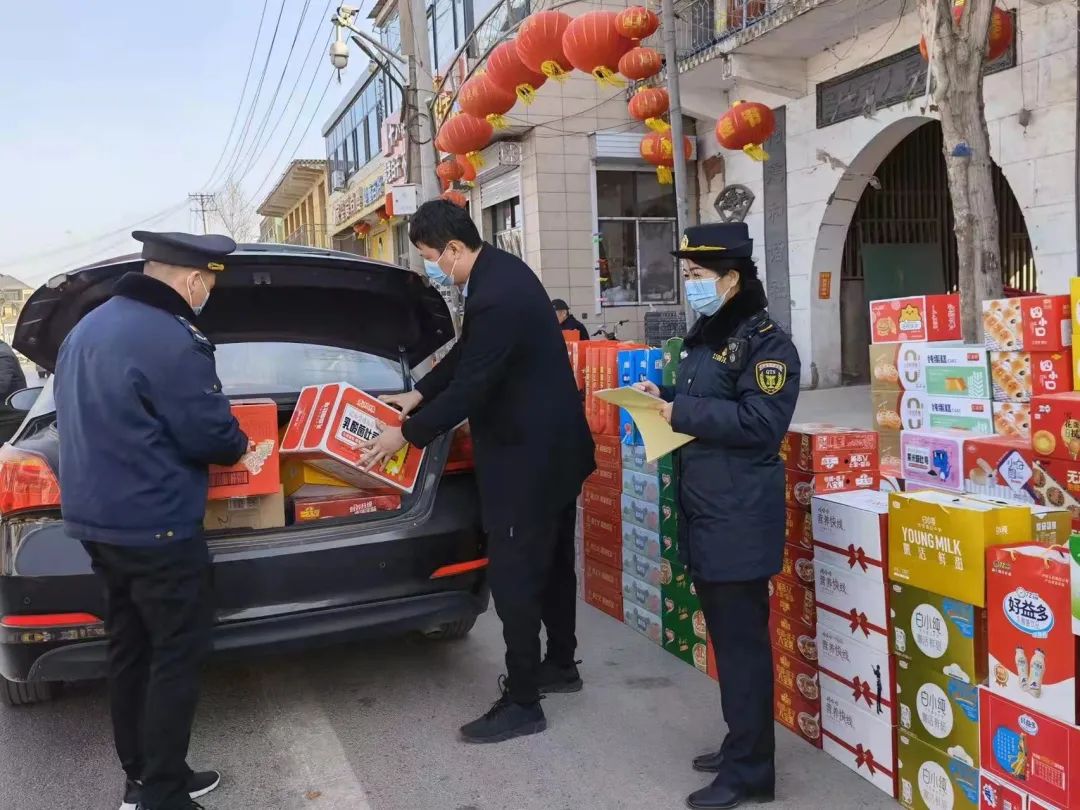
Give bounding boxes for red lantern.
[919,1,1013,62]
[516,11,574,81]
[436,158,464,185]
[486,41,547,105]
[436,114,493,166]
[715,100,775,162]
[618,47,663,81]
[628,86,670,132]
[384,193,396,219]
[456,154,477,186]
[639,128,691,184]
[562,11,635,87]
[442,190,469,208]
[377,206,391,224]
[458,73,517,128]
[615,6,660,41]
[353,222,371,239]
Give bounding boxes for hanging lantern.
[486,41,547,105]
[377,206,391,224]
[458,73,517,128]
[618,47,663,81]
[442,189,469,208]
[353,222,372,239]
[516,11,574,81]
[715,100,775,162]
[562,11,635,87]
[615,6,660,41]
[436,114,494,167]
[384,193,396,219]
[628,86,670,132]
[639,128,691,185]
[456,154,477,186]
[919,1,1013,62]
[436,158,464,185]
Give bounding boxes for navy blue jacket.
[661,278,800,583]
[55,273,248,546]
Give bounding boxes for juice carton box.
[623,602,662,644]
[887,490,1033,606]
[622,571,662,614]
[594,434,622,473]
[897,729,980,810]
[1031,392,1080,461]
[987,545,1078,725]
[786,468,881,510]
[984,295,1072,352]
[208,399,281,500]
[818,624,896,721]
[780,424,880,473]
[870,294,962,344]
[786,506,814,550]
[622,493,660,532]
[622,522,661,563]
[821,676,898,797]
[621,547,662,587]
[978,770,1029,810]
[815,559,891,653]
[781,542,816,588]
[901,429,969,494]
[897,655,981,769]
[773,646,823,748]
[584,558,622,621]
[770,576,817,625]
[979,688,1080,809]
[812,490,889,581]
[962,435,1037,504]
[279,384,424,494]
[621,443,658,476]
[993,402,1032,440]
[890,582,988,685]
[922,346,992,399]
[769,611,818,668]
[991,352,1072,403]
[622,469,660,504]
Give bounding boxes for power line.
[188,193,218,234]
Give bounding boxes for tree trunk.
[919,0,1003,343]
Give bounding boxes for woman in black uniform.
[636,223,800,809]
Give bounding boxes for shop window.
[596,170,678,306]
[487,196,523,258]
[323,75,390,180]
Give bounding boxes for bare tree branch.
[211,182,259,243]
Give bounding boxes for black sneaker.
[537,658,583,694]
[136,803,205,810]
[460,678,547,744]
[122,771,220,810]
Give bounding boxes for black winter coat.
[0,341,27,404]
[403,244,596,530]
[661,278,800,582]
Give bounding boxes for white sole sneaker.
[189,772,221,799]
[119,803,137,810]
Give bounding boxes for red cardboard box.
[593,434,621,473]
[774,646,822,748]
[583,529,621,569]
[584,558,623,621]
[1030,392,1080,462]
[706,638,718,681]
[770,611,818,668]
[991,352,1072,402]
[583,510,620,548]
[786,468,882,510]
[781,542,816,588]
[583,483,621,522]
[979,688,1080,809]
[292,491,401,522]
[963,435,1037,504]
[786,507,813,549]
[987,545,1078,726]
[979,771,1028,810]
[209,399,280,499]
[781,424,880,473]
[774,645,821,705]
[770,576,817,625]
[984,295,1072,352]
[994,402,1032,440]
[870,294,961,344]
[812,490,889,582]
[1030,459,1080,531]
[586,465,622,491]
[279,383,424,493]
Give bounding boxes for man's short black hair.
[408,200,483,252]
[691,256,759,279]
[552,298,569,312]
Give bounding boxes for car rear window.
[214,342,404,396]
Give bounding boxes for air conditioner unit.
[331,169,347,191]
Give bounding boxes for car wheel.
[425,616,477,641]
[1,677,55,707]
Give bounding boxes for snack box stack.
[811,490,898,795]
[205,399,286,531]
[621,442,663,645]
[659,556,715,679]
[582,437,623,621]
[781,425,882,515]
[984,295,1073,442]
[901,430,1039,503]
[1030,391,1080,531]
[563,330,585,392]
[617,347,664,448]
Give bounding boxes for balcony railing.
[284,224,334,250]
[672,0,780,63]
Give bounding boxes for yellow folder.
[594,387,695,463]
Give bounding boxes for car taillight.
[1,613,106,644]
[0,446,61,515]
[445,424,474,474]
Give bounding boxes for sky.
[0,0,374,289]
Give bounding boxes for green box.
[662,625,696,667]
[896,730,979,810]
[659,467,678,500]
[889,581,987,686]
[662,560,704,636]
[660,496,677,542]
[661,523,680,563]
[662,338,683,387]
[895,656,980,771]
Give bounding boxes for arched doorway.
[838,120,1035,384]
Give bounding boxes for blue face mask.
[424,246,458,287]
[684,277,728,316]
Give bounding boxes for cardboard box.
[786,468,882,510]
[659,466,677,500]
[923,346,993,399]
[978,771,1029,810]
[987,544,1078,725]
[280,459,354,498]
[659,497,677,543]
[962,435,1037,503]
[622,469,659,504]
[574,506,584,541]
[623,522,661,562]
[812,490,889,581]
[584,558,623,620]
[204,490,286,532]
[209,399,280,500]
[662,623,700,667]
[994,402,1032,440]
[786,506,814,550]
[818,624,896,720]
[775,679,823,749]
[781,542,816,588]
[662,337,683,387]
[816,558,890,652]
[594,434,621,473]
[870,343,923,390]
[661,523,680,563]
[769,611,818,668]
[880,430,903,470]
[901,429,969,493]
[887,490,1033,605]
[972,499,1071,548]
[621,443,658,476]
[622,571,662,614]
[984,295,1072,352]
[781,424,880,473]
[622,547,662,587]
[583,529,621,569]
[897,655,981,769]
[1072,533,1080,636]
[586,465,622,491]
[662,561,702,631]
[279,384,424,494]
[583,483,622,523]
[1029,460,1080,531]
[979,688,1080,809]
[821,677,898,797]
[870,294,962,344]
[1031,392,1080,462]
[890,582,987,685]
[622,493,660,532]
[872,389,995,434]
[706,637,718,680]
[583,510,621,548]
[897,729,980,810]
[623,603,662,644]
[770,576,817,625]
[291,491,401,522]
[774,645,821,705]
[991,352,1072,403]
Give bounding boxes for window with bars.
[487,196,523,258]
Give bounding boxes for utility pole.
[188,193,216,234]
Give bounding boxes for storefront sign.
[382,112,408,185]
[333,174,386,226]
[763,106,791,332]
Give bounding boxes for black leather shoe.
[686,780,774,809]
[460,678,547,744]
[537,658,583,694]
[692,750,724,773]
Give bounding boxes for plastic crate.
[644,311,687,345]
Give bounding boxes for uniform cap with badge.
[132,231,237,272]
[672,222,753,260]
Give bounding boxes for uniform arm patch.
[755,360,787,395]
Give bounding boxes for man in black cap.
[552,298,589,341]
[54,231,250,810]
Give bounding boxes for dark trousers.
[487,500,578,704]
[695,577,775,792]
[83,538,214,810]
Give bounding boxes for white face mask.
[188,274,211,316]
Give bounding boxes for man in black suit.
[361,201,596,744]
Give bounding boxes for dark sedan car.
[0,244,487,706]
